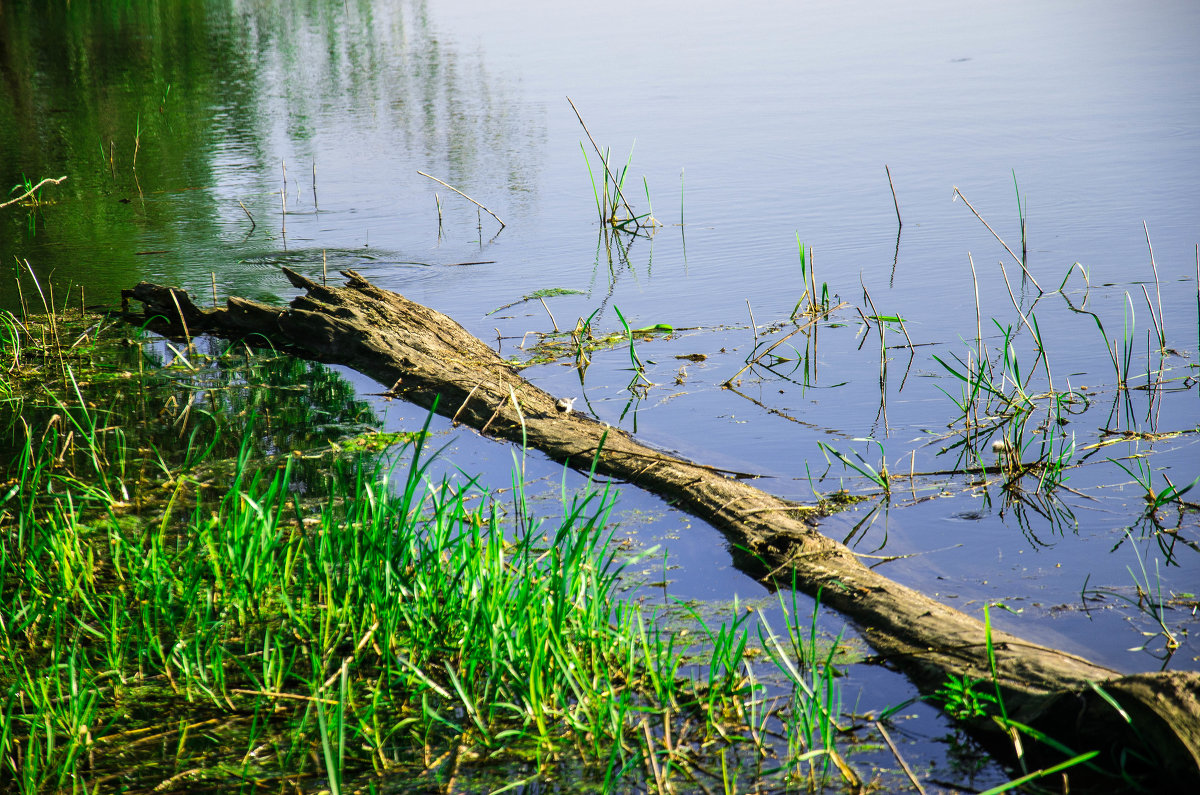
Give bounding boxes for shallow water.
[2,0,1199,785]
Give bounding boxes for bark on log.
[121,269,1200,787]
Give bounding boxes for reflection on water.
[2,0,1198,680]
[0,0,543,305]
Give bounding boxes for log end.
[281,266,320,292]
[1027,670,1200,789]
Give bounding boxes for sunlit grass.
[0,309,857,793]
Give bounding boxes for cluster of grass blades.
[570,97,660,237]
[511,304,674,379]
[790,239,833,321]
[1107,448,1200,519]
[723,241,848,391]
[930,289,1091,499]
[1,175,68,234]
[4,175,43,209]
[0,306,874,794]
[816,439,891,498]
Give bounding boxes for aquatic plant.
[1081,531,1183,656]
[570,97,660,235]
[817,439,891,496]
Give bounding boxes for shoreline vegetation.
[2,307,863,793]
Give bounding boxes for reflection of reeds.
[132,113,141,170]
[1083,531,1183,656]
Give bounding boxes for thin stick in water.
[679,167,685,227]
[860,277,887,365]
[952,186,1043,293]
[24,259,50,314]
[15,277,27,320]
[539,297,559,332]
[997,260,1053,394]
[1141,283,1163,352]
[132,114,141,170]
[0,175,68,210]
[723,313,824,386]
[809,245,819,313]
[566,96,639,223]
[417,171,505,229]
[238,200,256,230]
[896,315,915,350]
[211,273,218,307]
[875,721,927,795]
[885,165,902,228]
[167,289,192,349]
[969,253,982,358]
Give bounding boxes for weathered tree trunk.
[122,269,1200,787]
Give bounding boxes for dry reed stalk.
[539,297,559,332]
[238,200,256,230]
[566,96,640,223]
[953,186,1043,293]
[417,171,505,229]
[0,175,68,210]
[876,720,926,795]
[885,165,902,228]
[722,314,821,386]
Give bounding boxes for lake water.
[2,0,1198,786]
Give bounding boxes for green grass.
[0,309,857,793]
[817,440,891,497]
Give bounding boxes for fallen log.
[122,268,1200,787]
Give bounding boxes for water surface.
[2,0,1198,783]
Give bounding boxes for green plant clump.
[0,309,855,794]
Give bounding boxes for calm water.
[3,0,1199,784]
